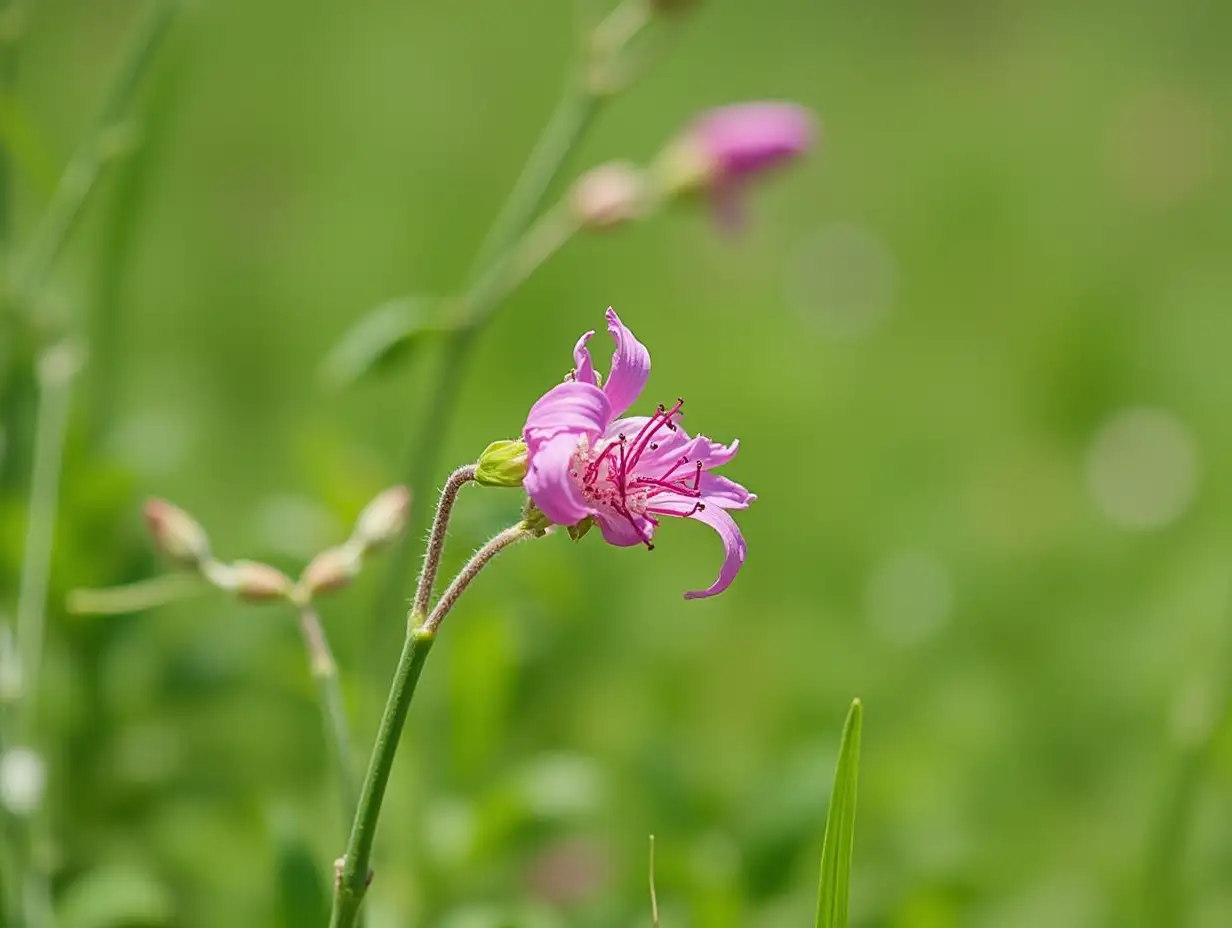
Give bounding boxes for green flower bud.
[476,440,529,488]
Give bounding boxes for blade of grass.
[816,698,863,928]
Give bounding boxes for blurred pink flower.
[662,101,816,229]
[522,308,754,599]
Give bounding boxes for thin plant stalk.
[7,343,77,928]
[332,522,534,928]
[297,604,358,829]
[374,83,601,632]
[15,0,179,301]
[411,464,476,621]
[15,343,77,738]
[1143,578,1232,924]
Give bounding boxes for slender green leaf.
[816,698,863,928]
[321,296,452,388]
[273,813,330,928]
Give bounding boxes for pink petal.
[602,308,650,418]
[523,432,593,526]
[682,504,747,600]
[593,509,655,548]
[573,330,597,386]
[524,382,610,445]
[677,434,740,469]
[699,473,755,509]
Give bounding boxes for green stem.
[331,523,533,928]
[14,0,178,301]
[297,605,358,830]
[410,464,476,621]
[66,572,206,615]
[0,0,21,252]
[374,84,601,634]
[329,627,434,928]
[8,343,76,928]
[15,343,77,739]
[1143,580,1232,924]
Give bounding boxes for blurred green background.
[3,0,1232,925]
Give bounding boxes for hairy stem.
[331,522,533,927]
[374,84,601,634]
[422,523,534,634]
[411,464,476,621]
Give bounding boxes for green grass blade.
[816,698,863,928]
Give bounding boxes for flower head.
[522,309,754,599]
[657,101,816,229]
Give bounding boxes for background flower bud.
[570,162,648,230]
[144,498,211,569]
[353,485,411,549]
[476,439,529,488]
[301,545,361,597]
[231,561,294,603]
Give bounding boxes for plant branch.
[297,604,358,829]
[374,82,601,634]
[332,522,533,928]
[15,342,77,738]
[411,464,476,621]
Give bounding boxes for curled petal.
[573,330,597,386]
[677,434,740,469]
[524,432,593,526]
[602,307,650,418]
[682,504,747,600]
[593,509,656,548]
[524,382,610,444]
[699,473,755,509]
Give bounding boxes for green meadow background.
[3,1,1232,925]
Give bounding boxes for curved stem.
[374,84,601,632]
[411,464,476,621]
[330,522,533,928]
[422,523,534,634]
[297,605,358,830]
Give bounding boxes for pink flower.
[522,308,754,599]
[659,102,816,230]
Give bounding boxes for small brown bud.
[353,486,411,550]
[144,499,211,569]
[302,545,361,597]
[231,561,293,603]
[570,162,648,230]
